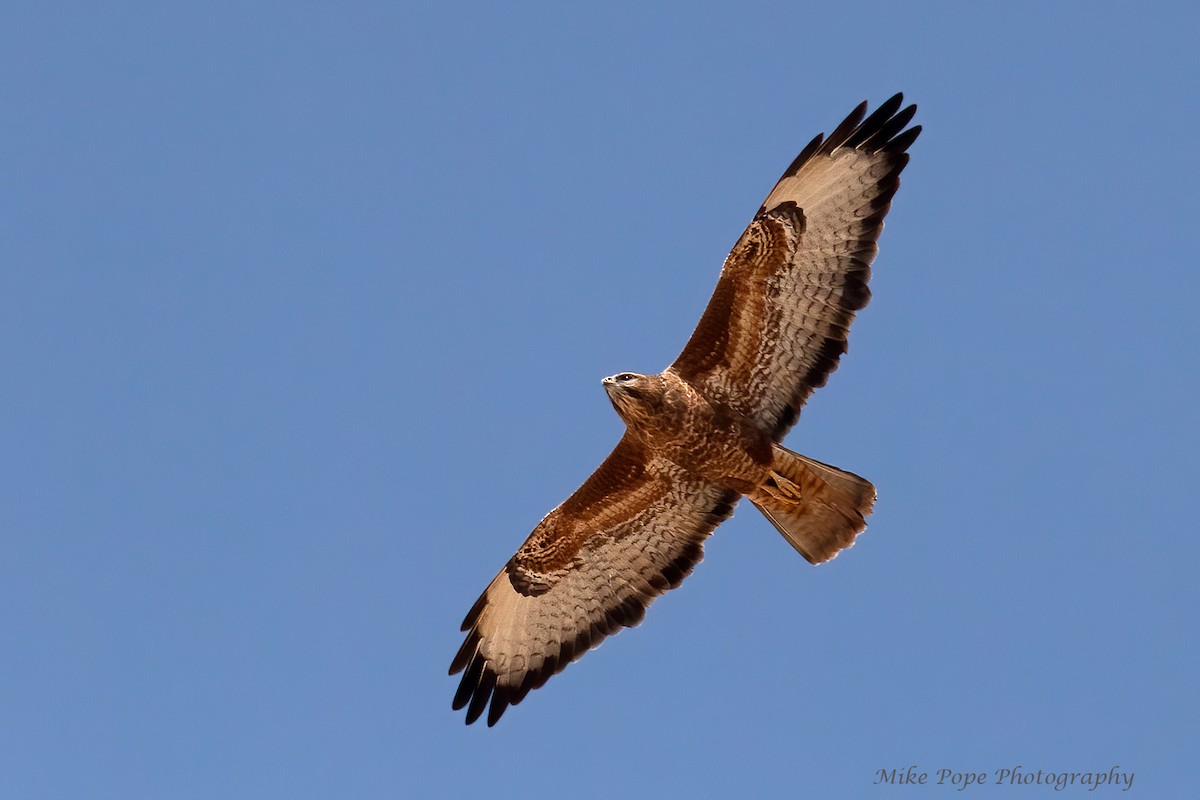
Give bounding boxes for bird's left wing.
[670,94,919,439]
[450,434,738,726]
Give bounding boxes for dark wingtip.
[862,103,917,150]
[820,95,922,157]
[452,655,484,711]
[845,94,905,149]
[486,688,512,727]
[464,669,496,725]
[824,100,869,150]
[887,124,922,153]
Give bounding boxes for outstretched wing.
[670,94,920,439]
[449,435,738,726]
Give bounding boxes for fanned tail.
[747,445,875,564]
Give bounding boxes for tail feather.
[748,445,876,564]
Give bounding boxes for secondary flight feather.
[451,94,920,726]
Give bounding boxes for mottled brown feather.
[451,446,738,726]
[672,93,919,438]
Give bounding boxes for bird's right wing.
[450,435,739,726]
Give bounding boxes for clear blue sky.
[3,2,1197,797]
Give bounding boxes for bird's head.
[602,372,665,427]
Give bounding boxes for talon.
[758,471,803,502]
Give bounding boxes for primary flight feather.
[451,94,920,726]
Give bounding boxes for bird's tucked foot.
[747,445,876,564]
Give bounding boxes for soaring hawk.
[451,95,920,725]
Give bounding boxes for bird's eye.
[617,373,636,383]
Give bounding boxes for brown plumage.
[451,95,920,725]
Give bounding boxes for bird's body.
[451,95,920,725]
[603,370,771,494]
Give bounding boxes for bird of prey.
[451,94,919,726]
